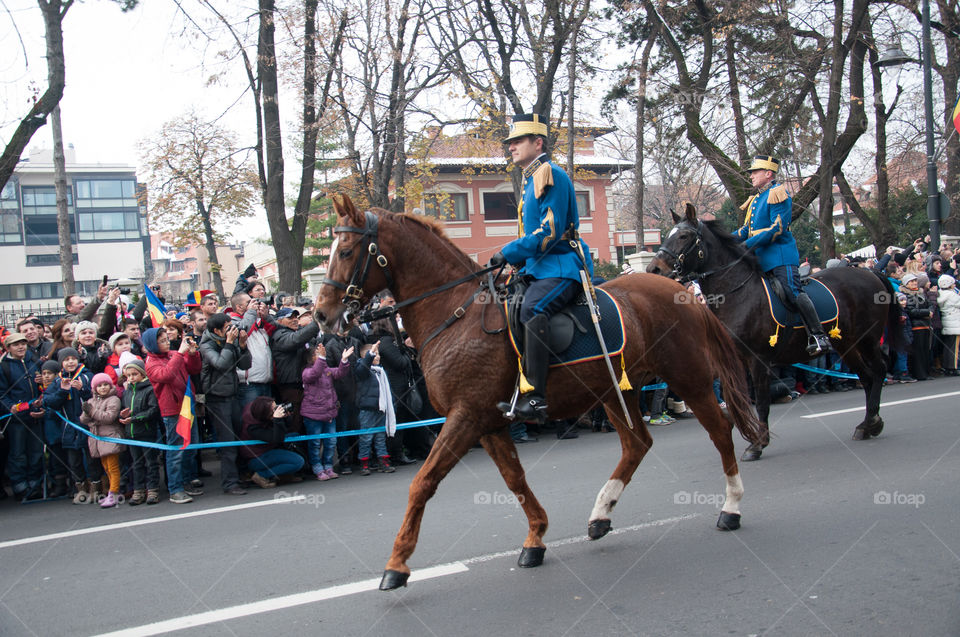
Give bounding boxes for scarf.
[371,365,396,436]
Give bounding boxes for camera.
[119,287,131,295]
[278,402,293,414]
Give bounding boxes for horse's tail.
[702,307,763,445]
[880,274,907,353]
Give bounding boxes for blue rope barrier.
[791,363,860,380]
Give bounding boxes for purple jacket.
[300,357,350,421]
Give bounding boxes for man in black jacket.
[269,307,320,434]
[200,313,253,494]
[0,333,44,500]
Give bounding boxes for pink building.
[406,129,631,264]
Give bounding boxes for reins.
[659,220,758,293]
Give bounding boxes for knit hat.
[41,360,61,374]
[75,320,98,336]
[901,273,918,285]
[121,357,146,376]
[91,373,113,389]
[916,273,929,288]
[108,332,130,351]
[897,292,907,303]
[57,347,80,362]
[940,274,956,289]
[140,327,161,355]
[825,258,843,268]
[893,252,907,267]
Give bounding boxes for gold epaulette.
[533,163,553,198]
[739,194,756,211]
[766,184,789,204]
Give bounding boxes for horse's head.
[314,193,393,332]
[646,202,707,281]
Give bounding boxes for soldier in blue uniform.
[490,113,593,422]
[736,155,830,355]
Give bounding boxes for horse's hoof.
[517,546,546,568]
[716,511,741,531]
[379,569,410,590]
[588,519,612,540]
[740,445,763,462]
[868,418,884,437]
[852,427,867,441]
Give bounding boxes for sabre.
[579,270,635,430]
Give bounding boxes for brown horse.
[315,194,762,591]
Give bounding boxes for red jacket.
[145,350,202,417]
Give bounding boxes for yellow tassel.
[518,359,534,393]
[769,325,779,347]
[829,326,841,339]
[619,356,633,391]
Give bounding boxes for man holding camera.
[229,293,276,407]
[270,307,320,434]
[200,314,253,495]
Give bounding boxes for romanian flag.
[143,285,166,328]
[176,378,195,449]
[953,94,960,135]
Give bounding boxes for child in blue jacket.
[43,347,96,503]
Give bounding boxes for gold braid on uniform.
[533,163,553,198]
[739,194,757,211]
[766,184,788,204]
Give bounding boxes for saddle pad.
[762,277,839,329]
[507,288,626,368]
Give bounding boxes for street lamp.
[877,0,944,252]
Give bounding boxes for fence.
[1,303,67,329]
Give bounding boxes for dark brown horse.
[315,194,762,591]
[647,203,904,459]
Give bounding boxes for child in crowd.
[118,353,162,505]
[103,332,136,388]
[43,347,98,503]
[39,360,71,497]
[80,373,125,508]
[301,342,353,480]
[353,342,396,476]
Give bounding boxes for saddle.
[504,277,626,368]
[761,275,839,329]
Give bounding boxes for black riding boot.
[796,292,831,356]
[498,314,550,423]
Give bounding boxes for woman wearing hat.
[736,155,830,356]
[902,273,934,380]
[937,275,960,375]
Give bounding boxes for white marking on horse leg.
[589,479,624,521]
[721,473,744,515]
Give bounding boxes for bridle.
[656,220,757,292]
[321,209,505,354]
[322,211,394,316]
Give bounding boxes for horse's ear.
[684,201,697,223]
[670,209,682,224]
[331,193,364,226]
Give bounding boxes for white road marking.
[93,513,699,636]
[92,562,470,637]
[0,495,306,550]
[800,390,960,419]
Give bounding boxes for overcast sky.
[1,1,279,242]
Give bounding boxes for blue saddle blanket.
[507,287,626,368]
[762,277,839,328]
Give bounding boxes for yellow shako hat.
[503,113,549,143]
[748,155,780,173]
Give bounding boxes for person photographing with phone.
[228,293,276,407]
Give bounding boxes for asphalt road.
[1,377,958,636]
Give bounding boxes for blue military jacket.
[501,155,593,281]
[735,183,799,272]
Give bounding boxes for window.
[423,192,468,221]
[24,216,76,246]
[1,180,18,209]
[27,253,78,267]
[576,191,592,218]
[22,186,73,216]
[75,179,137,208]
[0,211,21,244]
[482,192,518,221]
[77,211,140,240]
[0,279,98,301]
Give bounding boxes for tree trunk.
[0,0,72,191]
[197,198,225,300]
[52,105,74,295]
[634,25,656,251]
[725,32,748,168]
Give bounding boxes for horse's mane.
[702,219,761,272]
[386,210,480,272]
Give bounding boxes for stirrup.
[806,334,830,356]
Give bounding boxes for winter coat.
[0,351,42,412]
[353,352,384,411]
[301,357,350,421]
[121,379,161,440]
[42,369,93,449]
[72,338,111,374]
[144,350,202,417]
[200,330,251,398]
[375,334,421,413]
[231,306,275,384]
[903,290,933,329]
[239,396,288,459]
[322,330,363,402]
[80,386,124,457]
[270,321,320,385]
[938,288,960,335]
